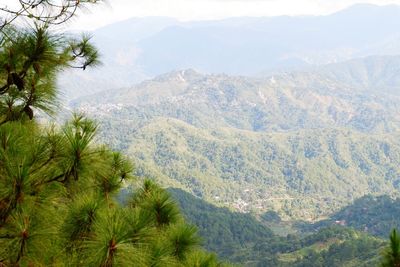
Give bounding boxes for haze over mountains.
[60,4,400,100]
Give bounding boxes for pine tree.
[0,1,102,30]
[381,229,400,267]
[0,3,227,267]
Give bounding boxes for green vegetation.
[1,2,397,266]
[287,232,383,267]
[0,4,225,266]
[168,188,274,259]
[303,195,400,238]
[73,66,400,219]
[380,229,400,267]
[61,16,400,266]
[100,116,400,219]
[169,188,386,266]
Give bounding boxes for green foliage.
[1,4,393,266]
[110,116,400,219]
[168,224,200,260]
[72,69,400,219]
[169,188,274,258]
[169,188,386,266]
[381,229,400,267]
[288,229,384,267]
[261,211,282,223]
[303,195,400,238]
[0,0,103,29]
[0,25,99,124]
[0,117,226,266]
[0,10,226,267]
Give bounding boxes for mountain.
[134,4,400,75]
[60,4,400,100]
[73,55,400,134]
[72,55,400,219]
[58,17,180,100]
[316,55,400,95]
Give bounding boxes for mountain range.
[54,4,400,265]
[72,55,400,220]
[60,4,400,100]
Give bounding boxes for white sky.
[2,0,400,30]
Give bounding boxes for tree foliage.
[0,3,226,266]
[303,195,400,238]
[169,188,387,267]
[0,115,226,266]
[0,0,102,30]
[381,229,400,267]
[0,25,99,124]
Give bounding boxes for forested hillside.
[169,188,386,266]
[303,195,400,238]
[73,56,400,219]
[168,188,275,257]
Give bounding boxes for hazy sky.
[2,0,400,30]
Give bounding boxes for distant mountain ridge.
[60,4,400,100]
[74,56,400,134]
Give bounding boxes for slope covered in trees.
[168,188,274,258]
[73,58,400,219]
[302,195,400,238]
[169,188,386,266]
